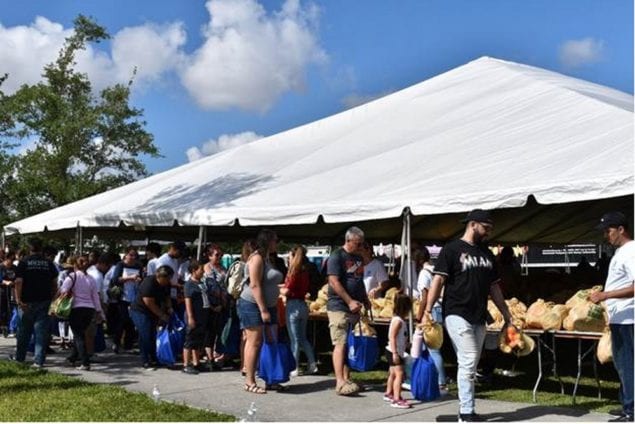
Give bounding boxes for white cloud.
[1,0,327,112]
[180,0,327,112]
[186,131,263,162]
[559,37,605,68]
[110,22,187,87]
[0,17,70,93]
[0,17,186,94]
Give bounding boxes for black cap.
[461,209,493,225]
[596,211,627,230]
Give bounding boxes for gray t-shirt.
[326,248,367,313]
[240,256,283,308]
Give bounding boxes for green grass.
[318,352,622,414]
[0,360,235,422]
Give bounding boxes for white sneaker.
[401,382,411,391]
[31,363,43,370]
[290,369,300,377]
[307,363,318,375]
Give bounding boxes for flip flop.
[335,381,359,396]
[244,383,267,394]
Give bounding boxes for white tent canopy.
[5,57,633,243]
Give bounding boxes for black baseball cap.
[596,211,628,230]
[461,209,493,225]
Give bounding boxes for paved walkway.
[0,337,612,422]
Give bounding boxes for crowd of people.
[0,209,631,422]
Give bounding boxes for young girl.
[384,293,412,409]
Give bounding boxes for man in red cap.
[590,211,634,422]
[423,209,513,422]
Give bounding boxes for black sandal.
[244,383,266,394]
[266,383,288,392]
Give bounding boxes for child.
[182,260,209,374]
[384,293,412,409]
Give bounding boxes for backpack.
[226,260,246,299]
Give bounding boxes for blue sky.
[1,0,632,174]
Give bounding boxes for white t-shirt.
[86,265,107,304]
[417,263,442,308]
[386,316,407,357]
[363,259,389,294]
[146,257,159,276]
[178,260,190,282]
[156,253,179,284]
[604,240,635,324]
[103,265,117,303]
[399,259,420,299]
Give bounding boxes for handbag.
[410,347,440,402]
[346,313,379,371]
[258,324,296,386]
[49,273,76,320]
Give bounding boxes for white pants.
[445,315,486,414]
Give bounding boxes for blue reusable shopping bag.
[8,307,19,334]
[156,314,185,366]
[156,326,175,365]
[411,348,440,402]
[168,313,185,353]
[258,325,295,386]
[346,320,378,372]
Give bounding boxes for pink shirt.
[61,271,102,314]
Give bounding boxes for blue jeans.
[16,301,51,365]
[610,323,633,416]
[285,299,316,367]
[130,309,157,365]
[445,314,486,414]
[429,306,447,386]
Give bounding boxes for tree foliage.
[0,15,159,226]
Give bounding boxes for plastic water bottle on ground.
[152,384,161,403]
[246,401,257,422]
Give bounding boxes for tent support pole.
[76,224,84,255]
[1,229,5,251]
[401,208,413,337]
[196,226,205,260]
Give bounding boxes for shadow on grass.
[0,375,91,395]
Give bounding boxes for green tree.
[0,15,159,225]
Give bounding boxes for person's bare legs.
[332,343,347,389]
[243,327,263,387]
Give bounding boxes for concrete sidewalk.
[0,336,611,422]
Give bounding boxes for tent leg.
[1,229,4,252]
[78,226,84,255]
[196,226,205,260]
[401,208,414,337]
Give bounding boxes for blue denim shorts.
[237,298,277,330]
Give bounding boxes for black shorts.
[184,320,207,349]
[385,348,405,367]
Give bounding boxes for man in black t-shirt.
[326,226,369,396]
[14,238,58,368]
[423,210,512,422]
[129,266,173,368]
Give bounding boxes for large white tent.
[4,56,633,244]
